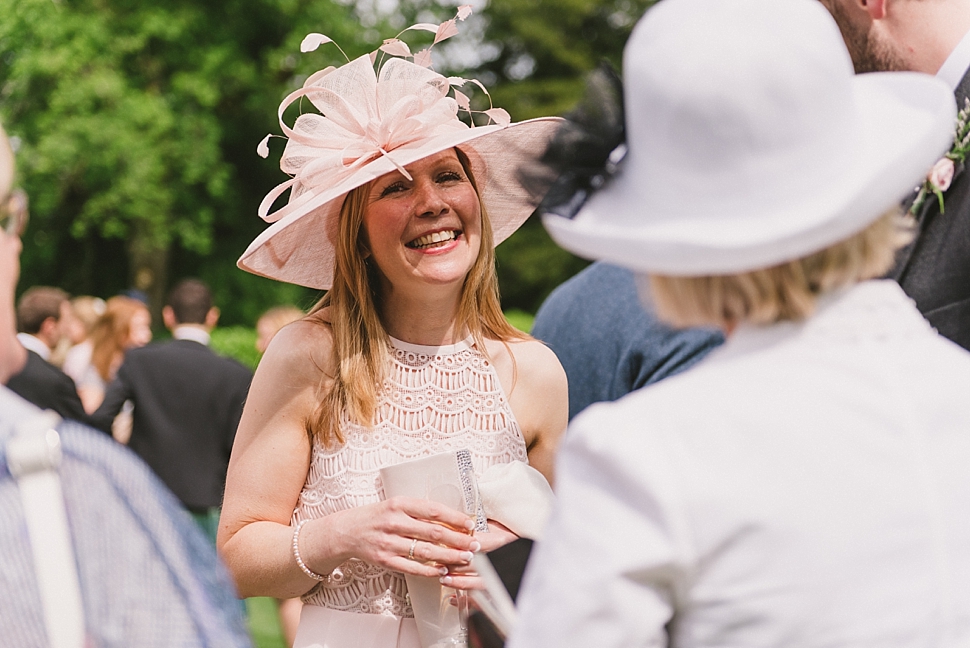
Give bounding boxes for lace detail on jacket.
[293,337,528,617]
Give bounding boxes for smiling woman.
[363,149,483,296]
[219,10,568,648]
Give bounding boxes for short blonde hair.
[647,209,912,329]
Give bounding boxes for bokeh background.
[0,0,654,328]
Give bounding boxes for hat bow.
[258,56,468,223]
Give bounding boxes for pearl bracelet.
[292,520,327,582]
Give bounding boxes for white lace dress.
[291,336,528,648]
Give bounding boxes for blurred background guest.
[90,279,253,544]
[77,295,152,413]
[50,294,99,368]
[15,286,75,362]
[61,295,106,385]
[255,305,303,355]
[7,285,88,422]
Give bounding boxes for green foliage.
[496,217,589,313]
[0,0,373,323]
[477,0,655,119]
[1,0,238,289]
[504,308,536,334]
[245,597,286,648]
[210,325,261,370]
[1,0,656,321]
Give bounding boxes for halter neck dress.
[291,336,528,648]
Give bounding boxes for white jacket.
[510,280,970,648]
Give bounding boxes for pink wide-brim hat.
[238,51,563,290]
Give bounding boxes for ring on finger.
[408,538,418,561]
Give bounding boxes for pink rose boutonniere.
[911,97,970,215]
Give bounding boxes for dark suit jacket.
[6,350,90,424]
[89,339,253,511]
[892,68,970,351]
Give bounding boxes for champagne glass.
[456,465,481,639]
[434,464,480,647]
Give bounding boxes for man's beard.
[827,2,908,72]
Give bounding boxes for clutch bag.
[379,449,485,648]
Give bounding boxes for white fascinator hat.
[238,6,562,290]
[542,0,956,276]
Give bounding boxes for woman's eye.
[437,171,463,183]
[380,182,407,198]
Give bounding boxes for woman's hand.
[473,520,518,554]
[439,520,518,591]
[304,496,483,580]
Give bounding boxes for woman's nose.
[412,180,448,217]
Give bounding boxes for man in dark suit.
[90,279,253,543]
[6,286,89,422]
[819,0,970,350]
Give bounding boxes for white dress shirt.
[510,280,970,648]
[16,333,50,361]
[172,326,210,346]
[937,27,970,91]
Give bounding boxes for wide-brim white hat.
[238,48,562,290]
[543,0,956,276]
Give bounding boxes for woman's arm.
[493,338,569,486]
[217,319,482,599]
[217,320,323,598]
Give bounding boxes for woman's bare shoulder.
[486,336,566,389]
[504,336,559,362]
[483,336,567,479]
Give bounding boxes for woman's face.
[362,149,482,296]
[126,308,153,349]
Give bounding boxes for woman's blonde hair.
[71,296,106,337]
[90,296,150,382]
[648,209,912,329]
[308,148,527,446]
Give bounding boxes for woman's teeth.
[408,230,458,249]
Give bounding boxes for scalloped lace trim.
[293,339,527,617]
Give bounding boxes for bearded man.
[819,0,970,350]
